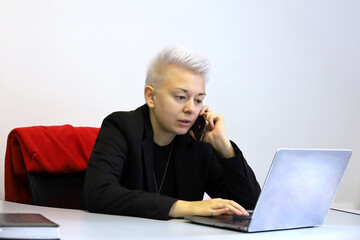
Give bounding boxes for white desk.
[1,200,359,240]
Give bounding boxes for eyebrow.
[174,88,206,96]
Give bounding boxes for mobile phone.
[191,115,208,141]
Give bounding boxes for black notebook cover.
[0,213,60,239]
[0,213,59,227]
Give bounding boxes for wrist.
[169,200,191,218]
[214,138,235,158]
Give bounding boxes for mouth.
[178,119,192,127]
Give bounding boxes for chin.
[175,128,190,136]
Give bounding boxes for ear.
[144,85,156,108]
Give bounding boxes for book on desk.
[0,213,60,239]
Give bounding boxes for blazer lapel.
[141,110,157,193]
[142,137,156,192]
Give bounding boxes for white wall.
[1,0,359,209]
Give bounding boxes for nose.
[183,99,195,114]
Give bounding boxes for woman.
[84,46,261,220]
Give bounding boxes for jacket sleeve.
[205,141,261,209]
[83,113,177,220]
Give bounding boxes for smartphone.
[191,115,208,141]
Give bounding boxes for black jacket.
[84,104,261,220]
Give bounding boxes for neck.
[154,135,174,146]
[149,110,175,146]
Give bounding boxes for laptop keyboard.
[233,212,253,221]
[219,213,253,227]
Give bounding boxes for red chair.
[4,125,99,209]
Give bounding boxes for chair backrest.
[5,125,99,209]
[27,172,87,209]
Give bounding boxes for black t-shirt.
[153,142,177,197]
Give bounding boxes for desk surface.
[1,200,359,240]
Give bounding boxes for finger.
[202,112,213,128]
[226,205,248,216]
[205,113,220,130]
[203,106,214,116]
[211,208,232,216]
[200,106,210,115]
[212,199,248,216]
[225,201,249,216]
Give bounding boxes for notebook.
[185,148,352,232]
[0,213,60,239]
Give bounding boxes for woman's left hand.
[197,106,235,158]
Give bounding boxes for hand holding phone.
[190,115,208,141]
[191,107,236,158]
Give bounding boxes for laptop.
[185,148,352,232]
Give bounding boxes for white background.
[0,0,359,209]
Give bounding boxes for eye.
[175,96,186,100]
[195,99,203,104]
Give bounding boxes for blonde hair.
[145,46,210,88]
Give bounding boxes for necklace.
[153,143,173,194]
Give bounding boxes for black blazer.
[84,104,260,220]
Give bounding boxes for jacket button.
[151,208,159,216]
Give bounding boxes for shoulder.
[105,104,148,125]
[98,104,149,141]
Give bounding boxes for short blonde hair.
[145,46,210,89]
